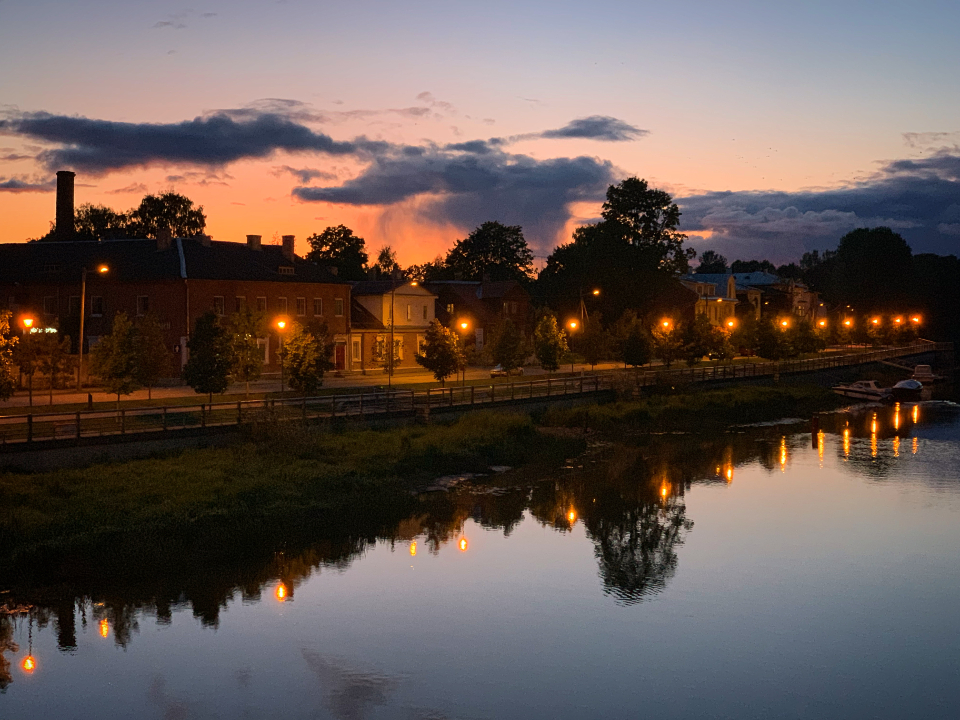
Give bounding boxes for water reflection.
[1,401,956,691]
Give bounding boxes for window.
[278,297,288,313]
[212,296,224,316]
[256,338,268,363]
[406,303,412,322]
[296,297,306,316]
[278,266,295,275]
[335,298,344,317]
[235,296,246,313]
[417,334,427,355]
[137,296,150,316]
[422,304,428,320]
[68,296,81,317]
[352,339,361,361]
[43,296,57,315]
[91,296,104,317]
[256,297,267,313]
[446,303,455,314]
[313,298,323,316]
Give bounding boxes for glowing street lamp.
[871,317,880,326]
[567,320,579,372]
[78,263,109,390]
[818,319,827,328]
[21,317,34,330]
[726,319,736,329]
[844,319,853,328]
[592,289,600,296]
[276,319,289,397]
[780,319,790,329]
[911,315,921,324]
[459,320,469,331]
[660,319,672,331]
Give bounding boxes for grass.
[540,384,848,432]
[0,411,575,573]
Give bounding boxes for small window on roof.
[279,266,295,275]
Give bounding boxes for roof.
[351,280,435,297]
[685,273,735,286]
[732,271,782,286]
[0,237,350,285]
[425,279,528,300]
[350,298,385,330]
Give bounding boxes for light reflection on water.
[2,402,960,719]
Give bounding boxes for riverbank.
[0,384,848,579]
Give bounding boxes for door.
[335,343,346,370]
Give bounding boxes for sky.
[2,0,959,266]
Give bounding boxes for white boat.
[911,365,943,383]
[832,380,892,402]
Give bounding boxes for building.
[680,273,739,326]
[0,233,352,374]
[732,272,821,320]
[426,279,531,350]
[348,279,438,373]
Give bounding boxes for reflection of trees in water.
[3,430,794,663]
[0,615,18,691]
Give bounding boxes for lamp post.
[276,319,287,398]
[457,319,469,385]
[77,264,109,391]
[579,287,600,322]
[567,319,579,373]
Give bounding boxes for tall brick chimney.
[56,171,75,240]
[281,235,295,261]
[157,227,172,251]
[247,234,262,251]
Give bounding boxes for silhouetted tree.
[227,307,265,397]
[730,259,777,274]
[284,321,334,394]
[0,312,18,402]
[126,192,206,238]
[373,246,402,276]
[37,331,74,404]
[695,250,728,274]
[445,221,534,283]
[133,314,172,400]
[306,225,369,280]
[680,314,715,366]
[651,322,681,367]
[577,313,610,369]
[490,318,525,373]
[90,312,141,408]
[183,312,233,402]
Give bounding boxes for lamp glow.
[98,265,109,274]
[275,583,287,601]
[21,656,36,673]
[99,618,109,638]
[459,537,468,552]
[22,317,33,329]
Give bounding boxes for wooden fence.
[0,341,950,448]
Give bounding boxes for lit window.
[352,339,361,361]
[335,298,344,317]
[296,297,306,316]
[406,304,412,321]
[446,303,455,314]
[137,295,150,316]
[278,266,295,275]
[313,298,323,316]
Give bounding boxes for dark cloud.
[678,151,960,261]
[293,143,615,251]
[540,116,648,142]
[105,182,148,195]
[272,165,338,183]
[0,109,370,173]
[0,176,53,192]
[0,153,32,161]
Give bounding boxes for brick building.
[426,279,531,351]
[0,233,352,375]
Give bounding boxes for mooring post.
[237,401,242,425]
[27,414,32,442]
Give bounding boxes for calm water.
[3,402,960,719]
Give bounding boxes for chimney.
[56,171,75,240]
[246,234,262,251]
[281,234,295,261]
[157,227,172,251]
[199,234,211,247]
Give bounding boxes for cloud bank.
[679,150,960,260]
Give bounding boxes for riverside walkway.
[0,341,951,450]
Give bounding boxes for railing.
[0,375,610,447]
[0,342,950,449]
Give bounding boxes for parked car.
[490,365,524,378]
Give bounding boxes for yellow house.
[680,274,739,326]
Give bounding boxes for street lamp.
[22,317,34,330]
[456,319,469,385]
[579,287,600,321]
[276,319,288,397]
[567,320,578,373]
[78,263,109,391]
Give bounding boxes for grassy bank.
[0,411,574,572]
[540,384,847,432]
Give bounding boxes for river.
[2,400,959,719]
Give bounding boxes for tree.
[621,322,653,368]
[183,312,233,402]
[577,313,609,369]
[490,318,525,372]
[134,315,172,400]
[227,307,265,397]
[373,246,402,276]
[695,250,728,274]
[406,256,451,283]
[37,331,74,405]
[283,321,334,395]
[789,318,825,355]
[13,331,41,406]
[74,203,128,241]
[415,319,464,385]
[651,323,681,368]
[533,315,568,373]
[600,177,694,274]
[0,311,18,402]
[126,192,206,238]
[680,314,715,366]
[90,312,141,408]
[755,317,789,360]
[306,225,369,280]
[730,259,776,274]
[445,221,534,283]
[730,313,759,355]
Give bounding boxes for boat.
[891,379,923,401]
[832,380,892,402]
